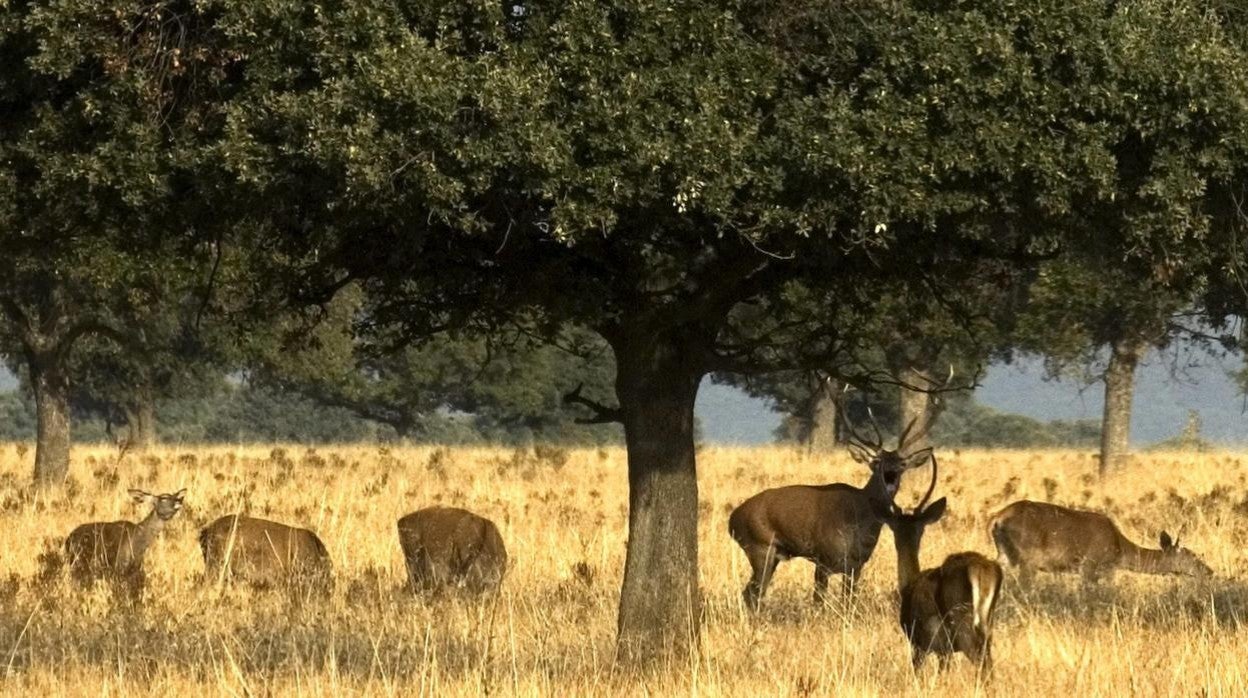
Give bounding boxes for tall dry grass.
[0,443,1244,696]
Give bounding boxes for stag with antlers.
[728,406,936,610]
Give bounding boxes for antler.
[896,415,921,453]
[839,391,884,458]
[865,407,885,449]
[915,451,939,511]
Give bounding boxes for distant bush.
[932,398,1100,448]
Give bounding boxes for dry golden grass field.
[0,443,1245,696]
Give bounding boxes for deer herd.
[727,413,1212,676]
[62,499,508,599]
[57,416,1213,679]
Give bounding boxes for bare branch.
[562,383,623,425]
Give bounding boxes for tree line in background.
[4,0,1248,664]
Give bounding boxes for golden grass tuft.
[0,443,1244,696]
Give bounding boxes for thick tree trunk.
[125,399,157,451]
[611,330,702,666]
[123,377,158,450]
[1100,337,1145,476]
[30,356,72,485]
[806,377,839,452]
[898,364,932,452]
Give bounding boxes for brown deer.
[873,458,1004,674]
[64,488,186,593]
[989,500,1212,583]
[199,514,333,592]
[728,409,934,609]
[397,506,507,594]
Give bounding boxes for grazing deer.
[874,457,1003,674]
[989,500,1212,583]
[199,514,333,592]
[397,506,508,594]
[729,409,934,609]
[64,488,186,593]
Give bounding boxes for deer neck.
[131,509,169,559]
[1119,542,1171,575]
[862,471,893,505]
[892,532,923,592]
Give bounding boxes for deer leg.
[977,634,994,680]
[1012,563,1033,588]
[911,647,927,672]
[1080,563,1103,587]
[954,625,990,676]
[743,545,780,611]
[813,565,831,606]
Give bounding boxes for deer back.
[728,483,882,570]
[199,514,332,589]
[934,552,1003,630]
[991,500,1128,570]
[65,520,142,575]
[397,506,507,592]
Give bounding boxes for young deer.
[989,500,1212,584]
[397,506,508,594]
[64,488,186,593]
[729,410,934,609]
[874,458,1003,674]
[199,514,333,593]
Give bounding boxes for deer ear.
[920,497,948,524]
[128,489,150,504]
[904,447,933,470]
[848,444,873,465]
[1159,531,1174,549]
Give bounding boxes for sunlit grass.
[0,443,1242,695]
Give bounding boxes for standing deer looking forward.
[729,409,934,609]
[873,458,1004,675]
[989,500,1212,584]
[65,488,186,593]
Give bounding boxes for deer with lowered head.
[199,514,333,592]
[728,408,934,609]
[873,457,1004,675]
[64,488,186,593]
[989,500,1212,584]
[397,506,508,594]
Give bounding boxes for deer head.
[842,403,934,503]
[1157,530,1213,578]
[870,452,945,538]
[129,488,186,521]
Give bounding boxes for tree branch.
[562,383,623,425]
[0,296,35,348]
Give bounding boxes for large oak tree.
[203,0,1248,663]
